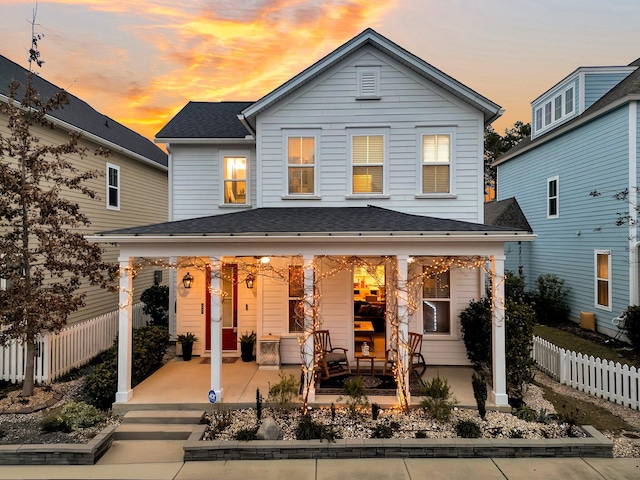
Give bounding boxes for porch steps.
[114,410,206,440]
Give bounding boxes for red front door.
[221,264,238,351]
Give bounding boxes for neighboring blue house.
[494,58,640,337]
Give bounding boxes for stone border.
[0,426,114,465]
[183,426,613,461]
[0,393,64,414]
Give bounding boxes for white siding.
[175,266,206,355]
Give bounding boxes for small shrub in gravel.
[371,402,381,420]
[268,372,299,410]
[471,372,487,420]
[295,415,338,442]
[339,376,369,416]
[515,406,538,422]
[61,401,104,429]
[415,430,427,438]
[418,374,456,422]
[235,427,258,441]
[40,414,73,433]
[370,423,393,438]
[455,419,481,438]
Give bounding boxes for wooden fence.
[532,335,640,410]
[0,303,151,384]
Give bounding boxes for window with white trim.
[352,134,384,194]
[422,264,451,334]
[106,163,120,210]
[422,134,451,193]
[547,176,559,218]
[223,156,247,204]
[595,250,612,310]
[287,137,315,195]
[534,85,575,135]
[288,265,305,332]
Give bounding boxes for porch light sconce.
[182,272,194,289]
[260,256,271,265]
[245,273,256,289]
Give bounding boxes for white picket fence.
[532,335,640,410]
[0,303,151,384]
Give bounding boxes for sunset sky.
[1,0,638,142]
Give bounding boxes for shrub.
[81,350,118,410]
[505,271,526,301]
[415,430,427,438]
[509,428,524,439]
[371,402,381,420]
[256,388,263,422]
[471,372,488,420]
[61,401,105,429]
[268,372,299,410]
[417,374,456,422]
[370,423,393,438]
[339,376,369,416]
[459,298,492,367]
[622,306,640,350]
[455,419,481,438]
[506,300,536,399]
[515,406,538,422]
[235,427,258,441]
[140,285,169,328]
[295,415,338,442]
[40,414,72,433]
[533,274,570,325]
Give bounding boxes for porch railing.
[532,335,640,410]
[0,302,151,384]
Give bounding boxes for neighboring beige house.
[0,54,168,324]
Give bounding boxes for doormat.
[200,357,239,364]
[316,373,423,396]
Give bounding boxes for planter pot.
[240,342,254,362]
[181,342,194,361]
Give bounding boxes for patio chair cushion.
[325,352,347,363]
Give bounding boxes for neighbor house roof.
[0,55,167,168]
[484,198,532,233]
[155,101,254,139]
[495,59,640,166]
[95,206,528,238]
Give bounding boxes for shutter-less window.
[352,135,383,193]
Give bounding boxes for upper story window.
[422,134,451,194]
[352,134,384,194]
[534,85,575,136]
[422,265,451,334]
[547,176,559,218]
[223,156,247,204]
[106,163,120,210]
[287,137,315,195]
[595,250,611,310]
[288,265,305,333]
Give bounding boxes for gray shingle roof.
[97,206,523,236]
[0,55,167,167]
[155,101,254,139]
[484,198,532,232]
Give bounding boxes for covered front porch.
[112,355,492,414]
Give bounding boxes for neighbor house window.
[534,85,576,135]
[565,87,574,114]
[422,134,451,193]
[547,176,559,218]
[289,265,305,332]
[106,163,120,210]
[287,137,315,195]
[223,156,247,204]
[422,266,450,334]
[352,135,384,194]
[595,250,612,310]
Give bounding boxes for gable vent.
[357,67,380,99]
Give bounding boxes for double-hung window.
[106,163,120,210]
[595,250,612,310]
[352,134,384,194]
[422,134,451,193]
[422,265,451,334]
[547,176,559,218]
[287,137,315,195]
[288,265,305,332]
[223,156,247,204]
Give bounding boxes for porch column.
[490,254,508,406]
[396,255,410,404]
[209,258,224,400]
[115,257,133,403]
[302,255,315,402]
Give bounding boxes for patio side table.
[354,352,379,377]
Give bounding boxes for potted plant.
[239,331,256,362]
[177,332,198,361]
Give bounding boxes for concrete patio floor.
[113,356,495,413]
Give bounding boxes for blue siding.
[584,73,630,109]
[498,106,631,330]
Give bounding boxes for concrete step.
[122,410,205,425]
[113,423,202,441]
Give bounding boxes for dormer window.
[534,85,576,136]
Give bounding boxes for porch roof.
[94,206,529,239]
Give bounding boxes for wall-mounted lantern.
[182,272,194,289]
[245,273,256,289]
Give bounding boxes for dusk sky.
[1,0,638,142]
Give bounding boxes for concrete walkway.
[0,440,638,480]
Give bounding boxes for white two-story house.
[91,29,533,407]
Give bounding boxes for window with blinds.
[422,266,451,334]
[422,134,450,194]
[352,135,384,194]
[595,251,611,310]
[287,137,315,195]
[223,156,247,204]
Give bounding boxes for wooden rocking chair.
[383,332,427,380]
[314,330,351,380]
